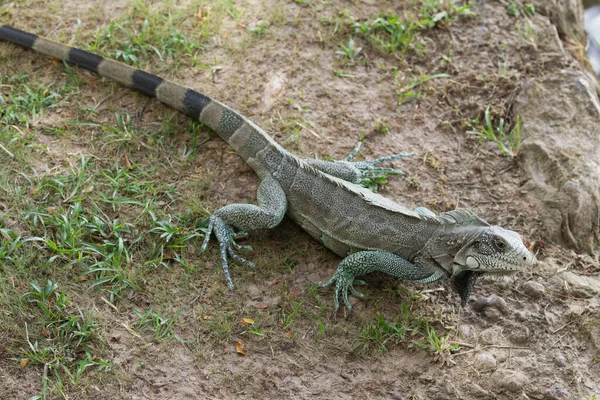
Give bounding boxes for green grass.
[397,72,450,104]
[353,301,457,355]
[134,307,184,342]
[466,106,522,157]
[352,0,474,58]
[14,280,110,396]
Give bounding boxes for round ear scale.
[465,256,480,269]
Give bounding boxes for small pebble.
[498,371,527,393]
[544,383,569,400]
[483,307,502,321]
[497,278,510,290]
[508,327,530,344]
[554,352,566,367]
[479,327,502,345]
[459,325,473,338]
[522,281,545,298]
[514,310,528,322]
[473,295,509,314]
[474,352,497,371]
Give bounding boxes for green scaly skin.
[0,25,537,313]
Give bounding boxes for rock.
[483,307,502,321]
[508,325,530,345]
[494,370,528,393]
[529,0,584,39]
[514,70,600,252]
[559,271,600,298]
[554,352,566,367]
[472,295,509,314]
[479,327,503,345]
[474,352,497,371]
[514,310,528,322]
[262,73,286,112]
[522,281,545,298]
[459,325,473,338]
[544,383,569,400]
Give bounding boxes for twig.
[486,345,530,350]
[295,121,321,139]
[0,143,15,159]
[551,322,571,334]
[100,296,118,311]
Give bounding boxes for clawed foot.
[345,141,412,188]
[320,271,367,314]
[201,214,254,289]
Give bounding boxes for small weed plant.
[467,106,522,157]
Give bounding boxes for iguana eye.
[493,238,507,251]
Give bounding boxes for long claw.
[320,273,338,288]
[233,231,249,240]
[370,153,413,164]
[227,247,255,268]
[218,242,234,290]
[342,282,352,311]
[201,218,215,253]
[344,141,363,161]
[362,168,405,177]
[349,285,365,299]
[231,240,253,252]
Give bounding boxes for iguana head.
[449,226,536,305]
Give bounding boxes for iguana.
[0,25,536,312]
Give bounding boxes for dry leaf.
[267,278,281,286]
[20,359,28,368]
[241,318,254,325]
[235,341,246,356]
[285,330,293,338]
[124,154,132,168]
[196,8,208,23]
[289,287,301,296]
[252,301,268,309]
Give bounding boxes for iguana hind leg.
[201,174,287,289]
[303,142,412,187]
[321,251,448,312]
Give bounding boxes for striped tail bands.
[0,24,213,122]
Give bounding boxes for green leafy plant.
[336,37,362,64]
[467,106,522,157]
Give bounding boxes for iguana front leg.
[321,251,449,312]
[201,174,287,289]
[304,142,412,187]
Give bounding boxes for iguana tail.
[0,25,283,172]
